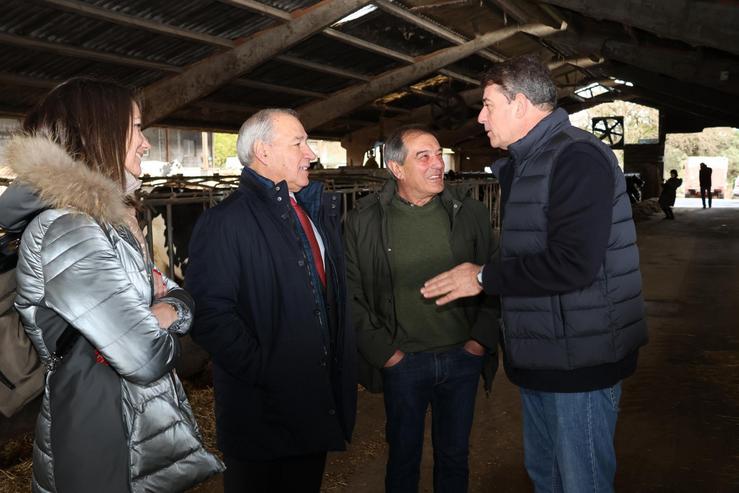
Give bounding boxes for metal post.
[145,206,154,256]
[165,203,175,279]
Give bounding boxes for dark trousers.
[223,452,327,493]
[661,204,674,219]
[700,186,712,208]
[382,346,484,493]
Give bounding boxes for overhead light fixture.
[574,82,610,99]
[332,5,378,26]
[610,77,634,87]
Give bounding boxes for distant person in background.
[659,169,682,220]
[699,162,712,209]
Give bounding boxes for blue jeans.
[382,346,484,493]
[520,383,622,493]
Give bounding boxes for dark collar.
[508,107,570,163]
[239,166,326,218]
[242,166,275,190]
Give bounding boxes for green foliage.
[213,132,238,168]
[571,101,739,192]
[663,145,687,176]
[570,101,659,144]
[666,128,739,186]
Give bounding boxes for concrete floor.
[188,204,739,493]
[319,205,739,493]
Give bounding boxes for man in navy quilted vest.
[421,55,648,492]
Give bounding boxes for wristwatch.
[476,265,484,287]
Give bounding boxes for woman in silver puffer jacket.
[0,78,223,493]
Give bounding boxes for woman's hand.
[151,302,177,329]
[152,268,168,299]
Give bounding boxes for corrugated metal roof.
[286,33,406,76]
[0,0,733,139]
[336,8,455,57]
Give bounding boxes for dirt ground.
[194,204,739,492]
[3,203,738,492]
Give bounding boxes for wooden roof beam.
[540,0,739,56]
[634,92,732,127]
[0,32,182,73]
[0,36,335,103]
[0,72,58,89]
[607,64,739,122]
[373,0,508,62]
[232,79,327,99]
[488,0,562,28]
[559,90,637,115]
[34,0,412,85]
[141,0,371,125]
[37,0,233,48]
[299,23,562,130]
[223,1,503,87]
[340,52,597,146]
[341,86,481,144]
[275,54,370,81]
[321,27,412,62]
[224,0,487,76]
[553,32,739,97]
[46,0,483,91]
[219,0,292,20]
[547,56,604,71]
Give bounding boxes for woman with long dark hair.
[0,78,223,492]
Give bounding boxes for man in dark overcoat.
[187,108,356,493]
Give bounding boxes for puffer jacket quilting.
[492,109,647,371]
[1,135,223,493]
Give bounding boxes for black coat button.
[328,409,336,416]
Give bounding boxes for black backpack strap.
[0,369,15,390]
[46,220,113,371]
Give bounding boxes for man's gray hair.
[383,125,434,167]
[236,108,299,166]
[480,55,557,111]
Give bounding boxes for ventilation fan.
[591,116,624,148]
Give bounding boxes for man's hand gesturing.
[420,262,483,305]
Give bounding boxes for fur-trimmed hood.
[0,135,127,228]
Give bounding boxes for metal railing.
[2,172,500,279]
[137,172,500,278]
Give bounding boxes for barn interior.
[0,0,737,184]
[0,1,738,492]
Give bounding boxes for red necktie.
[290,197,326,287]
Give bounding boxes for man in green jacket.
[344,125,499,492]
